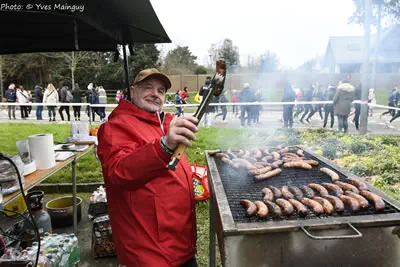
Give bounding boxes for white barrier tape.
[371,104,400,112]
[0,102,90,106]
[0,101,398,111]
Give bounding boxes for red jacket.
[97,100,196,267]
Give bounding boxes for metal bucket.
[45,196,82,228]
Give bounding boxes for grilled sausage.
[264,200,283,218]
[243,150,251,157]
[253,163,266,169]
[276,144,285,150]
[308,183,329,197]
[236,149,245,157]
[226,152,238,159]
[240,200,257,217]
[296,149,304,157]
[221,157,239,168]
[248,166,272,176]
[261,155,273,163]
[320,168,340,182]
[255,162,271,167]
[321,183,344,196]
[215,152,229,159]
[271,152,281,161]
[262,148,270,156]
[251,149,263,159]
[271,160,283,169]
[303,160,319,166]
[208,149,221,156]
[288,186,304,200]
[334,181,360,194]
[344,191,369,209]
[262,187,274,202]
[323,195,345,213]
[267,186,282,199]
[254,201,269,217]
[360,191,385,211]
[339,195,361,212]
[288,199,308,217]
[255,168,282,181]
[232,158,256,170]
[301,198,324,216]
[282,152,299,158]
[282,158,305,163]
[281,186,295,199]
[278,147,290,154]
[300,185,316,198]
[312,196,334,215]
[275,198,295,216]
[283,161,312,170]
[345,178,368,191]
[242,156,258,163]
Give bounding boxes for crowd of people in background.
[4,81,114,122]
[4,77,400,134]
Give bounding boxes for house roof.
[324,25,400,65]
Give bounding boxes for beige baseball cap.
[133,68,171,90]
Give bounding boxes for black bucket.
[45,196,82,228]
[26,191,44,211]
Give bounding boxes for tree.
[218,39,240,68]
[129,44,161,78]
[162,46,197,74]
[208,39,240,70]
[257,51,280,73]
[194,65,208,75]
[298,58,318,72]
[349,0,400,25]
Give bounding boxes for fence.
[167,72,400,93]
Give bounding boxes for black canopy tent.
[0,0,171,98]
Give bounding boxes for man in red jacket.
[97,68,199,267]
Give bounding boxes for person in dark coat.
[282,80,296,128]
[323,85,336,128]
[239,83,256,128]
[72,83,82,121]
[5,83,17,120]
[380,88,398,118]
[58,80,72,121]
[306,83,324,121]
[333,80,355,133]
[34,85,44,120]
[199,77,215,127]
[300,85,314,124]
[215,92,228,121]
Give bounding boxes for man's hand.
[165,116,199,150]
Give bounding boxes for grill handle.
[301,223,362,240]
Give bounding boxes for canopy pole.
[360,0,372,134]
[73,19,79,50]
[122,45,131,101]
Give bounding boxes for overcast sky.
[149,0,365,69]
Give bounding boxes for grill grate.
[214,150,399,223]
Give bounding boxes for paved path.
[1,107,400,135]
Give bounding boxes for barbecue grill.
[206,147,400,267]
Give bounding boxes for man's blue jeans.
[36,105,43,120]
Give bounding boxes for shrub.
[349,163,371,177]
[381,172,400,185]
[350,142,368,155]
[322,144,337,160]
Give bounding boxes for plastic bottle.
[2,249,14,259]
[38,250,48,267]
[19,250,29,260]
